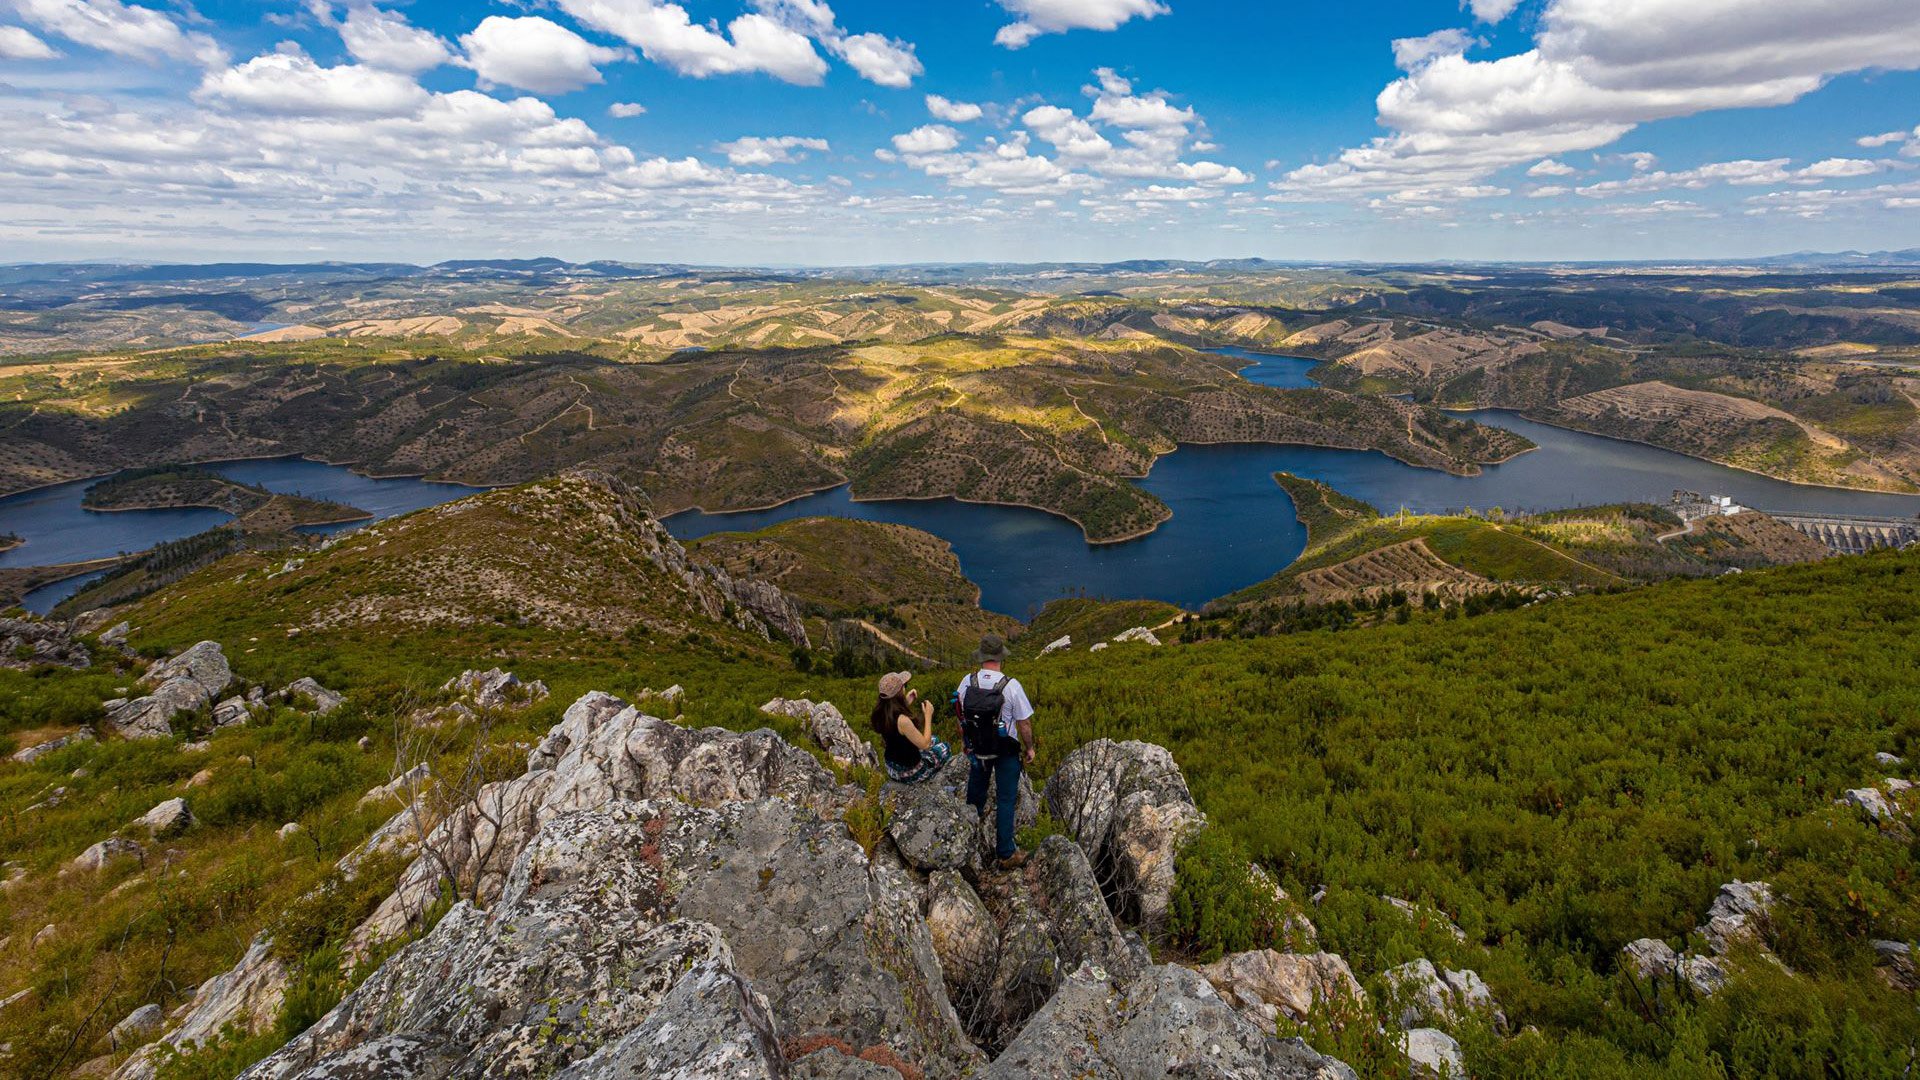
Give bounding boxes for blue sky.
[0,0,1916,265]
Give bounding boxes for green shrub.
[1166,828,1287,963]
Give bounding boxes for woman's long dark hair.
[870,691,910,737]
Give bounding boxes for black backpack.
[959,673,1009,755]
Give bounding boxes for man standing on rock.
[957,633,1035,870]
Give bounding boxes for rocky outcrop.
[115,935,291,1080]
[984,962,1354,1079]
[1043,739,1204,929]
[11,728,95,764]
[1839,778,1914,824]
[1199,949,1365,1028]
[1383,959,1503,1031]
[278,678,344,715]
[1383,895,1469,944]
[1401,1028,1465,1080]
[69,837,144,873]
[1619,880,1778,998]
[108,1004,164,1049]
[1873,939,1917,992]
[805,700,878,770]
[353,692,849,950]
[1110,627,1161,646]
[1039,636,1071,657]
[105,641,232,739]
[441,668,549,710]
[0,616,91,670]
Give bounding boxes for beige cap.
[877,671,912,698]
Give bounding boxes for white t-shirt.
[956,669,1033,759]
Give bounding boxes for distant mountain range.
[4,250,1918,289]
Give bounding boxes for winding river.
[3,350,1916,618]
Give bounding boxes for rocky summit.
[110,690,1356,1080]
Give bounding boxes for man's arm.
[1017,717,1035,763]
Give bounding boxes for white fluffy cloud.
[1527,158,1575,176]
[198,49,428,117]
[333,3,452,75]
[555,0,823,84]
[460,16,630,95]
[993,0,1168,49]
[1573,156,1890,197]
[1280,0,1920,198]
[829,30,920,88]
[1463,0,1522,24]
[927,95,983,123]
[887,68,1248,199]
[0,23,57,58]
[718,135,828,165]
[893,124,961,154]
[7,0,226,67]
[1392,28,1477,71]
[608,101,647,118]
[554,0,917,87]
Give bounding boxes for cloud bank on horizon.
[0,0,1915,264]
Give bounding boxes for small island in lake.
[82,465,370,532]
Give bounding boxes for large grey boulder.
[106,641,233,739]
[134,797,194,838]
[984,961,1355,1079]
[1044,739,1205,929]
[353,691,848,952]
[249,797,976,1079]
[114,934,291,1080]
[1621,938,1679,981]
[926,870,997,997]
[888,781,982,872]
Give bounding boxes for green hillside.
[0,484,1915,1078]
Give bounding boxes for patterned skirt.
[885,737,953,784]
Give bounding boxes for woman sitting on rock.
[872,670,951,783]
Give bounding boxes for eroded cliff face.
[116,690,1356,1080]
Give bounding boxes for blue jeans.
[966,752,1023,860]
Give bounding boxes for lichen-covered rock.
[926,870,997,997]
[807,700,877,769]
[760,697,815,720]
[1030,836,1148,982]
[354,692,848,951]
[134,797,194,838]
[279,678,345,715]
[0,616,91,670]
[356,763,429,809]
[1840,782,1913,825]
[1110,627,1160,646]
[984,962,1355,1079]
[1198,950,1366,1026]
[253,797,975,1079]
[985,911,1061,1046]
[1401,1028,1465,1080]
[11,728,94,764]
[70,837,144,873]
[1677,954,1729,995]
[145,641,232,698]
[549,958,783,1079]
[888,779,982,873]
[1043,739,1204,929]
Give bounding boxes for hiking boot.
[995,851,1028,871]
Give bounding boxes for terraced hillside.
[0,335,1529,543]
